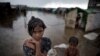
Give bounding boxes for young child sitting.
[65,36,79,56]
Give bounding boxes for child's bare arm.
[76,49,80,56]
[65,48,69,56]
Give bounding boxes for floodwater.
[0,11,99,56]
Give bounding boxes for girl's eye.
[39,31,42,32]
[33,31,36,33]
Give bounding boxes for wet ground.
[0,11,99,56]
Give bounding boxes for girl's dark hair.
[28,16,46,36]
[69,36,79,46]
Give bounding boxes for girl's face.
[32,26,44,41]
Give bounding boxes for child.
[23,16,51,56]
[65,36,79,56]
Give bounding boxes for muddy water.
[0,11,99,56]
[0,11,66,56]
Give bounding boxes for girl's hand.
[29,39,40,46]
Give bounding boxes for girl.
[23,16,51,56]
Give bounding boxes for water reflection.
[0,10,26,28]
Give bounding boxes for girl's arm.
[35,42,44,56]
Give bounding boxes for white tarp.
[84,32,98,40]
[47,43,68,56]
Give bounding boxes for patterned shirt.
[23,37,51,56]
